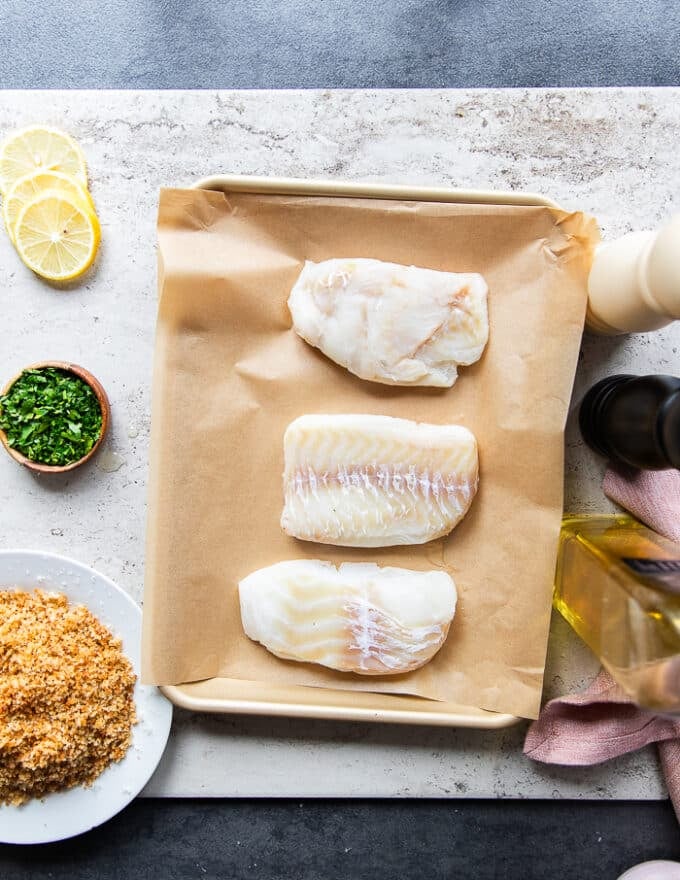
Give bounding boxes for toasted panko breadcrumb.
[0,589,137,806]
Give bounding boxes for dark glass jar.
[579,374,680,470]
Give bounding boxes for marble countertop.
[0,89,678,801]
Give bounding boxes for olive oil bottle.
[555,515,680,713]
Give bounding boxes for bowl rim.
[0,361,110,473]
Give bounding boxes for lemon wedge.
[13,190,101,282]
[3,170,95,244]
[0,126,87,196]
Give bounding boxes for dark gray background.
[2,800,680,878]
[1,0,679,875]
[0,0,678,88]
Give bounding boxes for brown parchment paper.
[142,187,599,720]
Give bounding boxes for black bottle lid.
[579,374,680,470]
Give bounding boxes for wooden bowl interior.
[0,361,110,473]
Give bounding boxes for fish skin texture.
[239,560,458,675]
[288,258,489,388]
[281,414,479,548]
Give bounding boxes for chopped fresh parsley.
[0,368,103,466]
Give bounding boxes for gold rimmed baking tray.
[157,174,567,728]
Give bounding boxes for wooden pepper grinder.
[586,214,680,334]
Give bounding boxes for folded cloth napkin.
[603,465,680,543]
[524,668,680,819]
[524,464,680,820]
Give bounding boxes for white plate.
[0,550,173,844]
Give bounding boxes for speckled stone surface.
[0,89,678,800]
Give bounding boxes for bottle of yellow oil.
[555,514,680,713]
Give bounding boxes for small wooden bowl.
[0,361,110,474]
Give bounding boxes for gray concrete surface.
[1,800,679,879]
[0,0,678,88]
[0,89,678,804]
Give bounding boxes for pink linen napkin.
[524,464,680,820]
[603,465,680,543]
[524,668,680,819]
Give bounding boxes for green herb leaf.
[0,368,103,466]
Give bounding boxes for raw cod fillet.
[238,560,458,675]
[281,414,479,547]
[287,258,489,387]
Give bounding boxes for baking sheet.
[143,182,599,720]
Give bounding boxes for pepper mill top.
[579,374,680,470]
[586,214,680,335]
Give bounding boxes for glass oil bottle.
[554,514,680,713]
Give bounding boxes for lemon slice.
[3,170,95,244]
[0,126,87,196]
[13,190,100,282]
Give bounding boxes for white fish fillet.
[281,414,478,547]
[288,258,489,387]
[239,560,458,675]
